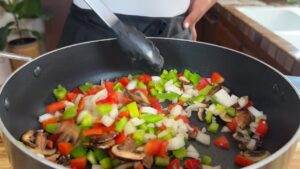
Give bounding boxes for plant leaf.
[15,0,44,19]
[30,30,43,40]
[0,22,14,50]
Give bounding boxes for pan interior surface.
[0,38,299,169]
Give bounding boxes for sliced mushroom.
[34,131,56,156]
[142,155,153,169]
[21,130,37,148]
[46,153,60,162]
[243,150,270,162]
[115,162,135,169]
[57,123,79,144]
[56,155,71,166]
[197,107,205,121]
[111,145,146,160]
[83,132,117,149]
[235,111,251,129]
[185,103,207,117]
[119,137,137,152]
[126,90,150,105]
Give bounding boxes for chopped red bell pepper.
[66,92,78,102]
[167,159,180,169]
[115,132,127,144]
[196,78,209,90]
[83,128,105,137]
[46,140,54,149]
[119,77,130,86]
[45,101,65,113]
[138,73,151,84]
[144,139,168,157]
[41,117,57,129]
[116,92,132,104]
[213,135,230,150]
[256,120,268,137]
[134,162,144,169]
[77,97,85,112]
[184,159,200,169]
[58,142,73,155]
[86,85,101,95]
[118,111,130,119]
[211,72,224,84]
[70,157,87,169]
[105,81,114,93]
[149,97,162,112]
[227,119,238,133]
[234,154,254,167]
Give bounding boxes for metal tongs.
[83,0,164,72]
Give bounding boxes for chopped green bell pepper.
[80,114,93,128]
[96,104,112,116]
[63,105,77,119]
[172,147,187,159]
[208,122,219,133]
[71,146,87,158]
[100,157,112,169]
[205,111,213,124]
[155,156,170,166]
[127,102,140,118]
[45,123,59,134]
[94,149,107,161]
[202,155,212,165]
[115,117,128,132]
[87,150,97,164]
[140,114,163,123]
[113,82,124,92]
[133,129,145,145]
[137,81,147,89]
[79,82,93,93]
[226,107,236,117]
[53,85,67,100]
[156,92,179,101]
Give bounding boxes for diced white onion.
[109,104,119,119]
[170,105,184,117]
[168,134,185,150]
[151,76,161,82]
[126,80,137,90]
[165,80,183,95]
[247,139,257,150]
[248,106,264,118]
[92,165,103,169]
[230,94,238,105]
[140,106,158,114]
[238,96,249,108]
[186,144,200,159]
[124,122,136,135]
[221,126,230,133]
[39,113,54,123]
[213,89,236,107]
[144,133,157,142]
[195,132,210,145]
[101,115,114,127]
[130,118,145,126]
[157,130,170,139]
[92,89,108,103]
[54,111,62,118]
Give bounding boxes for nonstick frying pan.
[0,38,300,169]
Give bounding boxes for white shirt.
[73,0,190,17]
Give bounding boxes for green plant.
[0,0,48,50]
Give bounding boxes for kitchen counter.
[206,0,300,75]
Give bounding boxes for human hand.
[183,0,217,40]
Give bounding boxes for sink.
[236,6,300,49]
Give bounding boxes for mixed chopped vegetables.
[21,69,270,169]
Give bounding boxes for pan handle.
[0,51,33,62]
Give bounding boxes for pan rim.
[0,37,299,169]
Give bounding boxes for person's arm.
[184,0,217,40]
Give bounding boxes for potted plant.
[0,0,48,69]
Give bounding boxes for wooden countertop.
[0,137,299,169]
